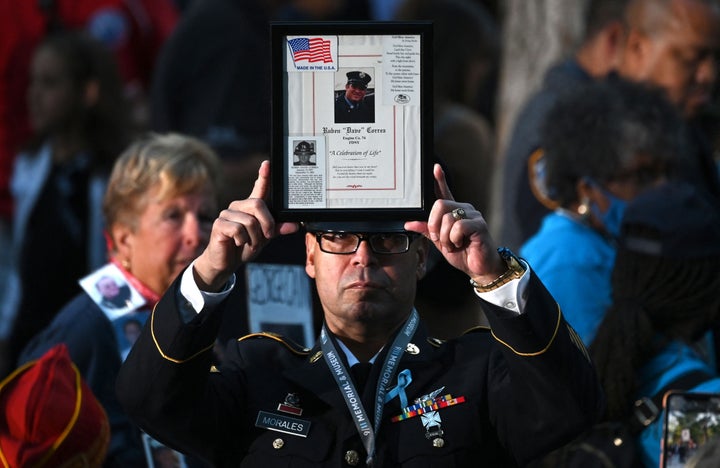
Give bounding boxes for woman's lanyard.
[320,309,419,467]
[110,258,161,308]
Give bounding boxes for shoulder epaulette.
[426,337,445,348]
[238,332,312,356]
[462,325,491,335]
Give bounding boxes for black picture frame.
[270,21,434,222]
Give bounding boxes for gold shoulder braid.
[238,332,312,356]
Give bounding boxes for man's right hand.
[192,161,299,291]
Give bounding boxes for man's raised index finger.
[433,163,455,201]
[249,160,271,200]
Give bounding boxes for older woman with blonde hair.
[17,133,223,466]
[103,132,222,300]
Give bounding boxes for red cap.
[0,344,109,467]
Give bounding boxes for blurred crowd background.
[0,0,719,465]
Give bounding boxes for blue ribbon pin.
[385,369,412,408]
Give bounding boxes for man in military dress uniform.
[117,161,602,467]
[335,71,375,124]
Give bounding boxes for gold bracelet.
[469,248,526,293]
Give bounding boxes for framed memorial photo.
[270,22,434,222]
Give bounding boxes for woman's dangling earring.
[121,259,131,271]
[577,196,591,220]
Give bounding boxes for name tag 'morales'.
[255,410,311,437]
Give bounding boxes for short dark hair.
[583,0,630,41]
[541,77,685,206]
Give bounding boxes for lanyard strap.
[110,258,160,307]
[320,309,419,467]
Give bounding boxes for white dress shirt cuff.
[473,260,531,315]
[178,260,236,321]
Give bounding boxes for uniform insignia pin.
[422,411,445,446]
[277,393,303,416]
[309,351,323,363]
[390,389,466,423]
[421,411,442,428]
[405,343,419,355]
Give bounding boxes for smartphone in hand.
[661,391,720,468]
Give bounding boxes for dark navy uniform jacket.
[117,272,602,467]
[334,95,375,124]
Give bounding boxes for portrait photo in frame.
[270,22,434,222]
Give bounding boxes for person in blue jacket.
[519,77,685,346]
[591,181,720,468]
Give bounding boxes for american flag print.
[287,37,333,63]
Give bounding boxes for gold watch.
[470,248,526,293]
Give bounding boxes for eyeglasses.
[315,232,419,255]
